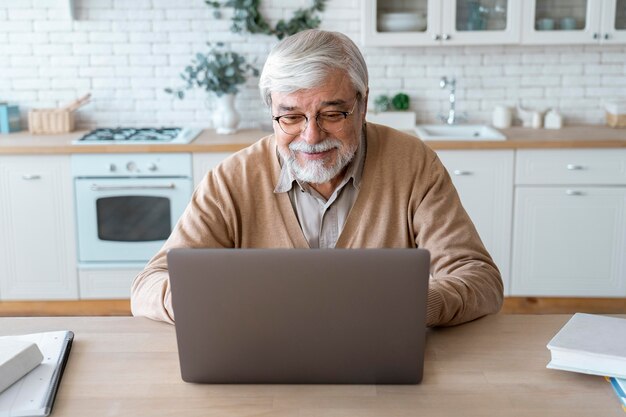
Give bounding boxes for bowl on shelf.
[378,12,427,32]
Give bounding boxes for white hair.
[259,29,369,108]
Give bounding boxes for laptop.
[167,248,430,384]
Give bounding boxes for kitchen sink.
[414,124,506,141]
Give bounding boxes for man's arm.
[415,153,504,327]
[131,171,235,323]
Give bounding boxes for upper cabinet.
[362,0,522,46]
[522,0,626,44]
[362,0,625,46]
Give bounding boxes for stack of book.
[547,313,626,413]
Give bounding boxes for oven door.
[75,177,192,262]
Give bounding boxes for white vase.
[212,93,240,135]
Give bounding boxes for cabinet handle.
[453,170,473,176]
[433,34,441,41]
[90,183,176,191]
[604,33,610,40]
[566,164,584,170]
[442,33,450,40]
[565,190,584,196]
[593,33,599,39]
[22,174,41,180]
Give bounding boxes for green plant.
[374,93,410,111]
[206,0,326,40]
[374,95,391,112]
[392,93,410,110]
[165,42,259,99]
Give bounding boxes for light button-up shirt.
[274,137,366,249]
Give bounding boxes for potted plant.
[368,93,415,130]
[165,42,259,134]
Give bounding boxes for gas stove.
[73,127,201,145]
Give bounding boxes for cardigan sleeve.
[414,153,504,327]
[130,170,235,323]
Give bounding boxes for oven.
[72,153,192,264]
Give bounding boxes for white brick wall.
[0,0,625,130]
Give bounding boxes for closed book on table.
[0,340,43,394]
[547,313,626,379]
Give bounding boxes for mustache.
[288,138,342,153]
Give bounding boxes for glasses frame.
[272,98,359,135]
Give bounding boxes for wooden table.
[1,314,623,417]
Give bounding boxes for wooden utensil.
[62,93,91,112]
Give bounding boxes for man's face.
[271,70,367,185]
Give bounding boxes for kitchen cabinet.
[511,149,626,296]
[0,155,78,300]
[522,0,626,44]
[192,152,232,186]
[362,0,521,46]
[437,150,515,295]
[78,265,143,299]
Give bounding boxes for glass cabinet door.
[614,0,626,31]
[602,0,626,42]
[362,0,443,46]
[362,0,521,46]
[443,0,522,44]
[522,0,603,44]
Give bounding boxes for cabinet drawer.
[516,149,626,185]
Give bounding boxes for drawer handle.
[22,174,41,180]
[453,170,473,176]
[565,190,584,196]
[566,164,584,170]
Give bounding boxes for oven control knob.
[147,163,158,172]
[126,161,137,172]
[108,163,117,172]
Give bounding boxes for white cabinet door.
[443,0,522,45]
[602,0,626,43]
[437,150,515,295]
[511,186,626,296]
[192,153,232,187]
[79,266,144,299]
[522,0,606,44]
[0,155,78,300]
[362,0,520,46]
[362,0,442,46]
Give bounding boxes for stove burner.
[73,127,202,145]
[79,127,182,143]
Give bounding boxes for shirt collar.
[274,133,367,194]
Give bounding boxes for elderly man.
[131,29,503,327]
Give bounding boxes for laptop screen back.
[168,248,430,384]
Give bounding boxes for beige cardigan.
[131,123,503,327]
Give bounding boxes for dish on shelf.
[378,12,427,32]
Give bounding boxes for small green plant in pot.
[165,42,259,134]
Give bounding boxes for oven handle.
[90,183,176,191]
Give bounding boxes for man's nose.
[300,117,324,144]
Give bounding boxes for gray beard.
[284,137,358,184]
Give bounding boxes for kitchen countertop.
[0,125,624,154]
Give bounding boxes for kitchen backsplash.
[0,0,625,130]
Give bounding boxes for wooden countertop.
[0,125,624,154]
[1,314,624,416]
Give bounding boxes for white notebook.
[0,331,73,417]
[547,313,626,379]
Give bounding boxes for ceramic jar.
[492,105,513,129]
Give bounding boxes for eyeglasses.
[272,99,359,135]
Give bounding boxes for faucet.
[438,76,466,125]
